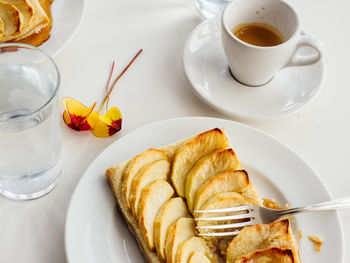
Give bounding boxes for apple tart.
[106,128,301,263]
[0,0,53,46]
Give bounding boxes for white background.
[0,0,349,262]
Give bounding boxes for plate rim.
[182,17,325,121]
[41,0,86,57]
[64,116,344,263]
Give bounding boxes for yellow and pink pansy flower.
[62,49,142,137]
[93,107,122,137]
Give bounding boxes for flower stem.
[105,61,115,93]
[97,49,143,113]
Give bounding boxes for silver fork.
[194,196,350,237]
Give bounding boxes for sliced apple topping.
[129,159,171,217]
[188,251,212,263]
[193,170,250,212]
[122,148,168,208]
[185,148,240,211]
[171,128,230,197]
[154,197,189,260]
[137,180,174,250]
[165,217,195,263]
[175,237,212,263]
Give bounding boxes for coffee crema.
[232,23,284,47]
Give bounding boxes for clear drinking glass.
[194,0,231,19]
[0,43,62,200]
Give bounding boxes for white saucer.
[183,17,325,121]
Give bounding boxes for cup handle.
[285,35,324,67]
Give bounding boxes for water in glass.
[0,63,61,200]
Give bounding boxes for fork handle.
[279,196,350,217]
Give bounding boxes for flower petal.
[62,98,98,131]
[93,107,122,137]
[63,110,73,128]
[86,110,100,130]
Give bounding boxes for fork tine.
[196,220,254,230]
[194,205,254,214]
[195,211,254,221]
[198,230,241,237]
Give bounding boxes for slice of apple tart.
[106,128,301,263]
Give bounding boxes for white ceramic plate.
[65,117,344,263]
[39,0,86,57]
[183,18,324,121]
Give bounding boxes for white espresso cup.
[221,0,323,86]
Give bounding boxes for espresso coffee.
[232,23,284,47]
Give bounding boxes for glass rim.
[0,43,61,124]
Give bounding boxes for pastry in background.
[0,0,53,46]
[0,1,23,40]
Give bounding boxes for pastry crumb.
[263,198,282,209]
[298,230,302,240]
[308,235,324,252]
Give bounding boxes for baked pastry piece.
[0,0,49,43]
[226,220,300,263]
[2,0,32,37]
[0,1,23,40]
[106,128,301,263]
[14,0,49,40]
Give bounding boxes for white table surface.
[1,0,349,262]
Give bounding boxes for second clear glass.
[194,0,231,19]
